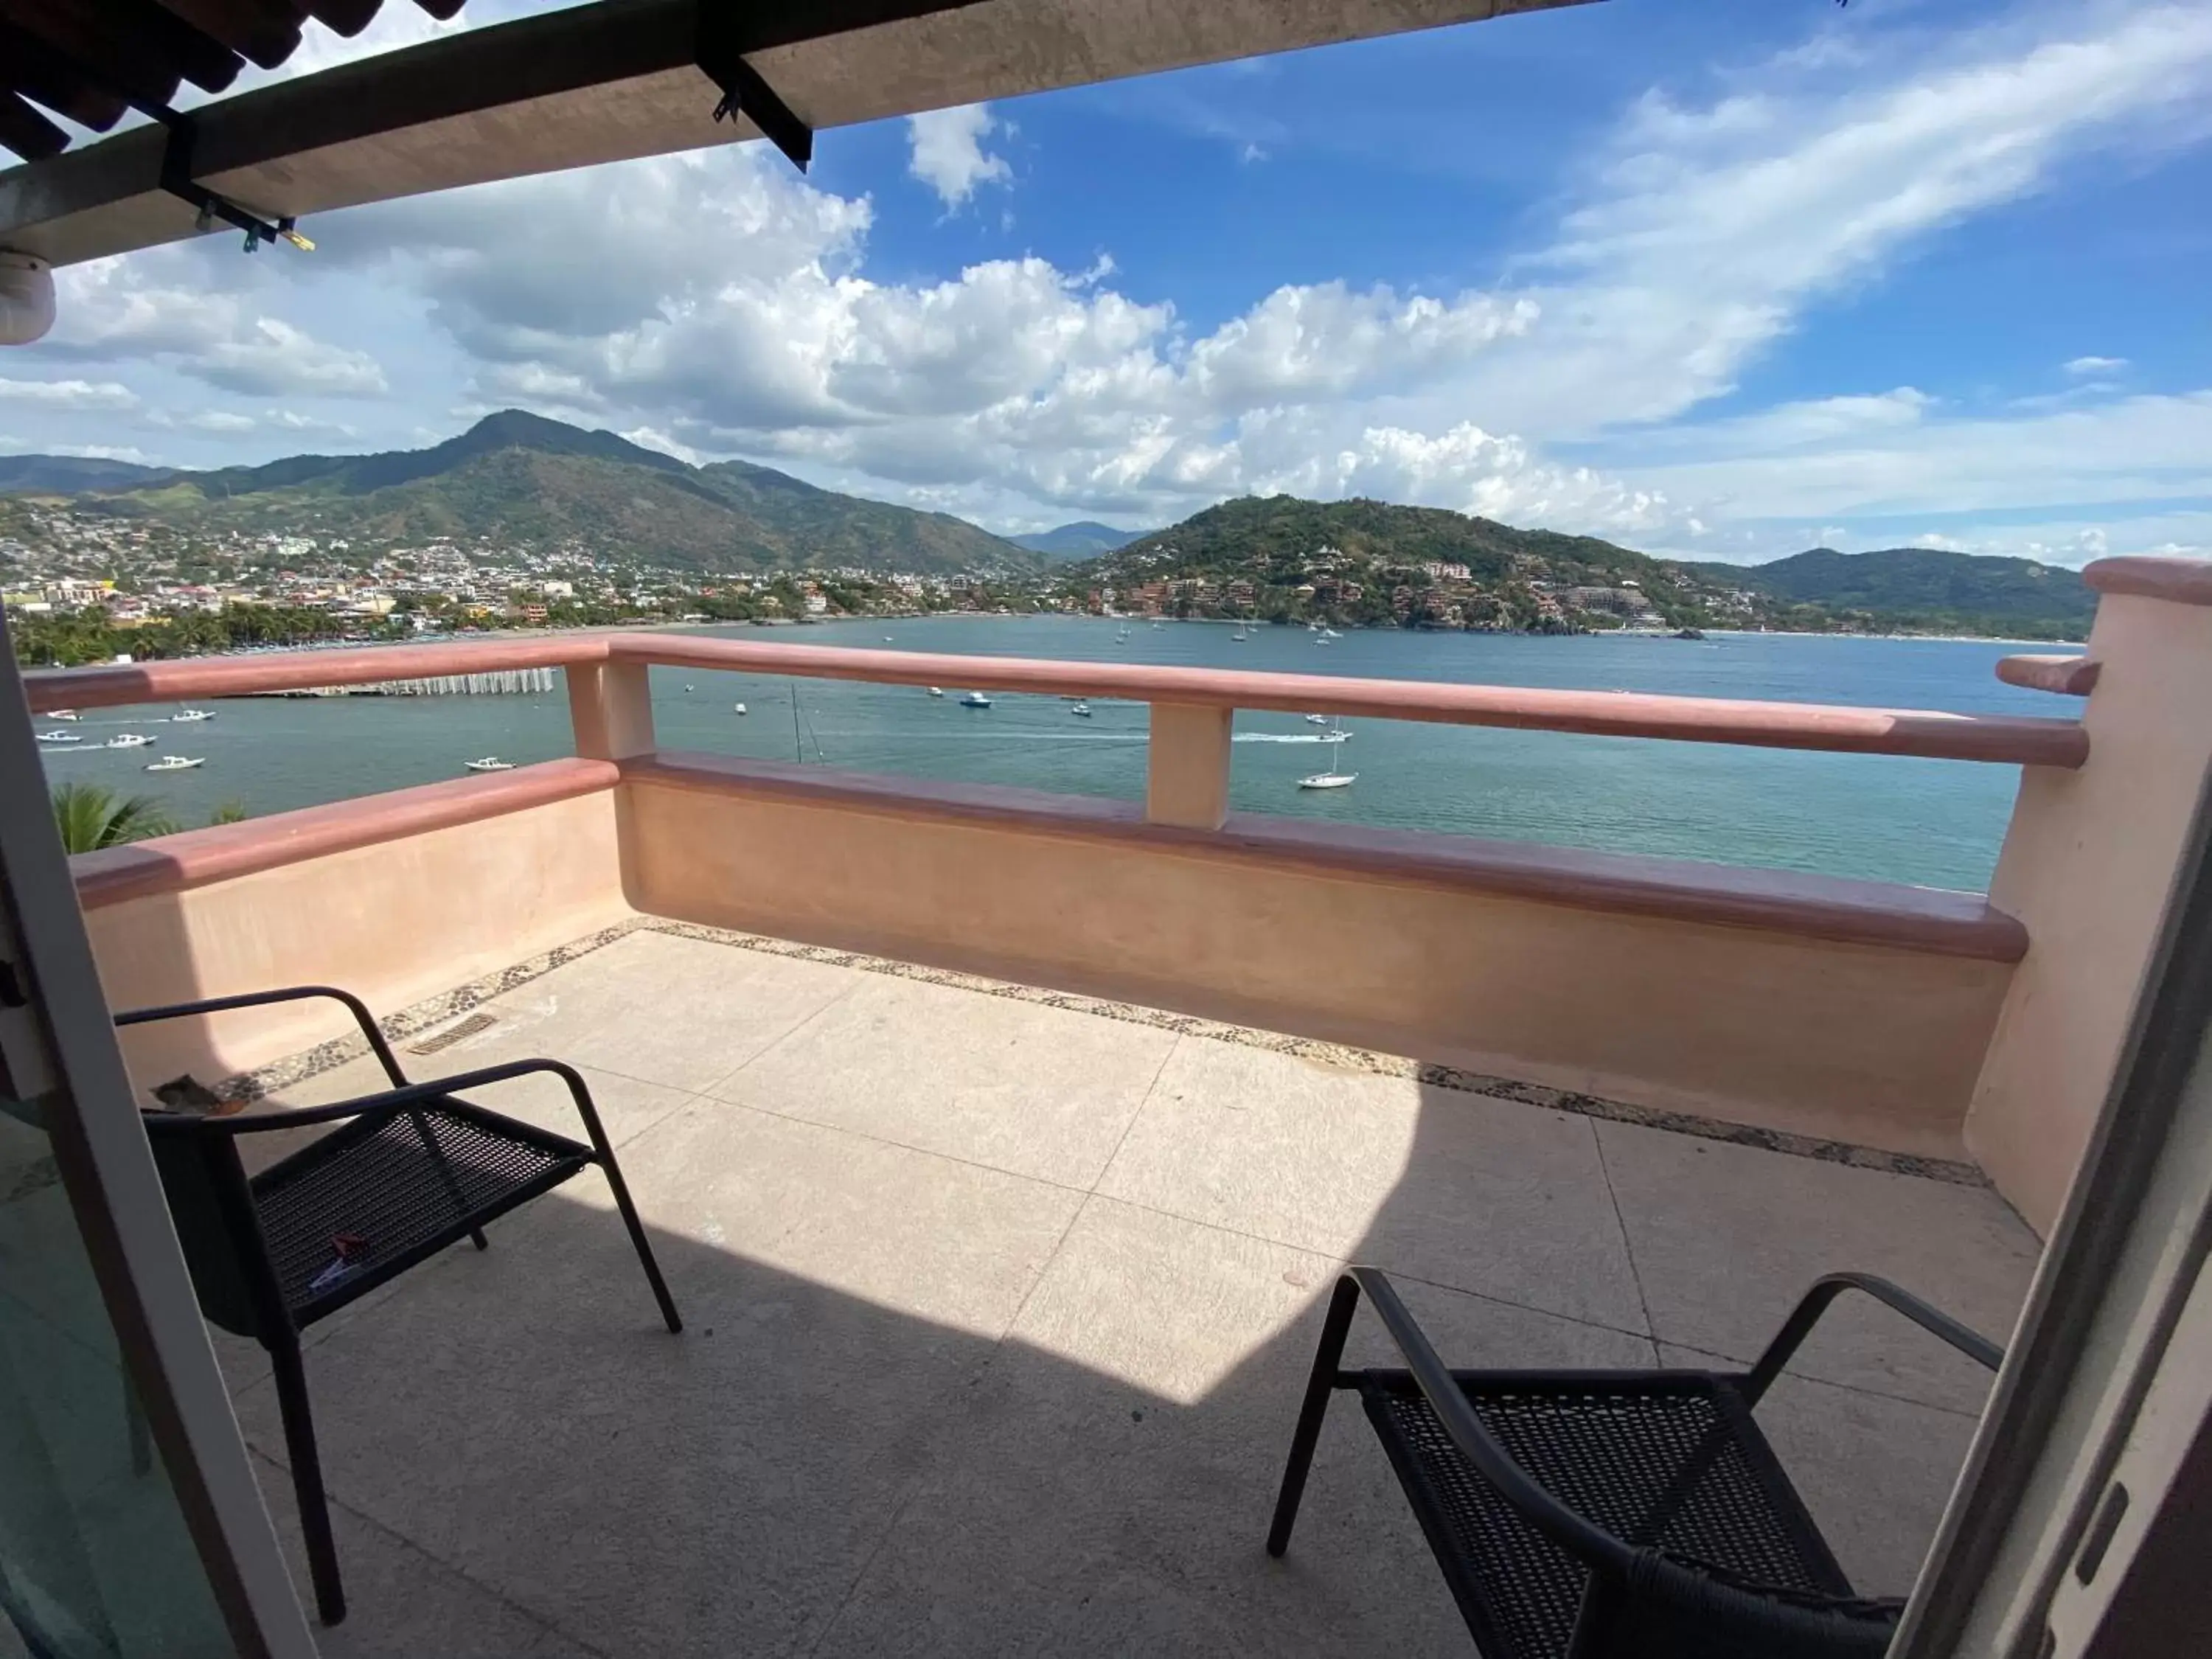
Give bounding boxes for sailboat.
[1298,728,1357,790]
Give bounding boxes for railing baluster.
[566,658,655,762]
[1147,702,1234,831]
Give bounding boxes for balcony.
[208,924,2033,1658]
[24,552,2212,1652]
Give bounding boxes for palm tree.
[50,782,181,854]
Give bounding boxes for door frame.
[0,618,315,1657]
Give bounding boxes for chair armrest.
[189,1057,618,1164]
[1343,1267,1634,1573]
[112,984,408,1088]
[1743,1272,2004,1405]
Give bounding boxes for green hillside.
[73,411,1040,577]
[1012,521,1152,557]
[1686,547,2095,639]
[1082,495,2098,639]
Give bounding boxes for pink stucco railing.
[26,630,2088,766]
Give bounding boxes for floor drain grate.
[408,1012,498,1055]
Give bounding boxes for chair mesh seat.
[1360,1372,1868,1659]
[252,1099,591,1319]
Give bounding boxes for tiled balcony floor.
[211,927,2043,1657]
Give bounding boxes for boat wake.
[1234,732,1351,745]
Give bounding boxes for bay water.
[33,616,2063,892]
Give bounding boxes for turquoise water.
[34,617,2064,892]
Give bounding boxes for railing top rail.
[22,627,2088,768]
[24,634,613,714]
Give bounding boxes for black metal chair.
[1267,1267,2003,1658]
[118,985,682,1627]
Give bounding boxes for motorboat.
[145,755,204,772]
[50,709,80,720]
[105,734,154,749]
[37,730,83,745]
[733,702,748,715]
[959,691,993,709]
[928,686,945,697]
[1071,703,1093,717]
[1304,714,1329,725]
[170,708,214,723]
[464,757,515,773]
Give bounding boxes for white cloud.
[1433,2,2212,439]
[0,377,139,411]
[2064,354,2129,375]
[906,104,1013,208]
[13,0,2211,566]
[36,259,387,397]
[0,439,156,463]
[198,319,388,397]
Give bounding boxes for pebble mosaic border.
[205,916,1985,1187]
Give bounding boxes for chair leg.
[597,1151,682,1334]
[1267,1274,1363,1557]
[268,1339,347,1626]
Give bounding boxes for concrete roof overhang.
[0,0,1594,268]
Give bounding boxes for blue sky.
[4,0,2210,565]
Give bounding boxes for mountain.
[0,454,175,493]
[1691,547,2095,639]
[1010,521,1151,558]
[1086,495,2097,639]
[72,411,1041,577]
[1101,495,1664,586]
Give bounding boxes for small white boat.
[1304,714,1329,725]
[928,686,945,697]
[106,734,155,749]
[145,755,204,772]
[37,730,83,745]
[170,708,214,723]
[960,692,992,709]
[1324,627,1342,639]
[464,757,515,773]
[1315,636,1333,646]
[733,702,748,715]
[1232,627,1250,641]
[883,635,894,642]
[1071,702,1093,717]
[1298,728,1356,788]
[684,684,695,692]
[51,709,81,720]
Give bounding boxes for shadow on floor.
[206,1067,2024,1659]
